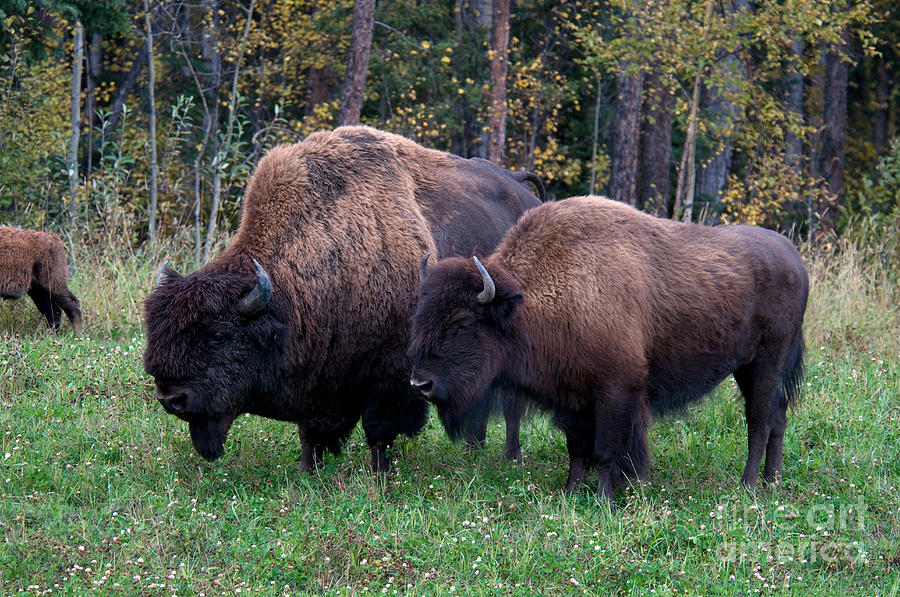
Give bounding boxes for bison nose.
[157,390,189,415]
[410,375,435,397]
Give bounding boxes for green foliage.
[0,0,129,60]
[861,137,900,216]
[569,0,876,225]
[0,40,69,220]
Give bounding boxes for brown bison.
[0,226,82,331]
[409,195,808,497]
[143,126,542,472]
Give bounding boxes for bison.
[143,125,542,472]
[0,226,82,331]
[409,195,808,498]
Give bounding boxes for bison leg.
[361,385,429,474]
[762,397,788,483]
[734,355,786,489]
[53,290,82,332]
[297,429,325,473]
[560,412,593,493]
[27,286,61,329]
[502,394,525,461]
[369,442,391,474]
[564,445,587,493]
[593,383,648,501]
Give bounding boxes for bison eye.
[209,332,228,347]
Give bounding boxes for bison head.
[143,259,284,461]
[408,255,523,439]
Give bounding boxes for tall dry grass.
[804,216,900,359]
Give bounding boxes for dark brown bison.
[409,195,808,497]
[143,125,542,472]
[0,226,82,331]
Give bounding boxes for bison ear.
[419,252,431,281]
[480,289,523,331]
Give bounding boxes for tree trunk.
[486,0,510,165]
[785,37,805,171]
[194,161,203,268]
[102,50,147,140]
[67,22,85,228]
[638,71,673,215]
[589,75,603,195]
[451,0,489,157]
[306,66,335,114]
[144,0,159,247]
[338,0,376,126]
[608,69,644,206]
[873,56,891,152]
[694,75,738,206]
[673,0,715,223]
[818,27,849,227]
[204,0,256,262]
[85,30,102,181]
[695,0,748,212]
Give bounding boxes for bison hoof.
[762,469,782,485]
[463,439,486,453]
[503,446,522,461]
[740,475,759,492]
[370,446,391,473]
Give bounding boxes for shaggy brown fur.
[409,195,808,498]
[143,125,541,472]
[0,226,82,331]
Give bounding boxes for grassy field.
[1,236,899,596]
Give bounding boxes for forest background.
[1,0,899,259]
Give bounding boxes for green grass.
[1,237,899,595]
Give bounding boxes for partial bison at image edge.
[0,226,83,331]
[409,195,808,498]
[142,125,542,472]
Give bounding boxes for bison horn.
[156,260,171,288]
[237,259,272,315]
[419,252,431,281]
[473,256,495,304]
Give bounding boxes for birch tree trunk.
[695,0,748,211]
[486,0,510,165]
[339,0,375,126]
[204,0,256,263]
[67,22,85,228]
[144,0,159,246]
[85,30,102,181]
[673,0,715,223]
[589,75,603,195]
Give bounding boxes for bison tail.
[781,331,806,409]
[609,401,650,492]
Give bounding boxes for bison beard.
[189,417,234,461]
[143,125,542,473]
[409,196,808,499]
